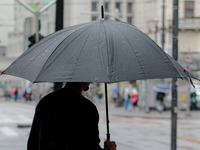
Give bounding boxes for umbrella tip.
[0,70,5,75]
[101,5,104,20]
[184,67,189,71]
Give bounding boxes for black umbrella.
[2,6,198,140]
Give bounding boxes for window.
[127,16,132,24]
[91,16,97,21]
[92,1,98,11]
[115,2,121,12]
[104,2,109,12]
[105,16,109,20]
[184,1,194,18]
[127,2,133,14]
[91,1,98,21]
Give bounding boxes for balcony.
[179,18,200,31]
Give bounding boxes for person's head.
[64,82,90,93]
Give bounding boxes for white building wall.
[7,32,23,57]
[4,0,200,57]
[63,0,136,27]
[0,0,15,47]
[179,31,200,53]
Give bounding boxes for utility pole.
[154,18,159,43]
[54,0,64,91]
[161,0,166,51]
[171,0,178,150]
[55,0,64,31]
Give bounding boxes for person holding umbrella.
[27,82,116,150]
[153,83,169,112]
[2,5,199,150]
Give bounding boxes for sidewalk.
[95,102,200,120]
[1,97,199,120]
[0,98,36,108]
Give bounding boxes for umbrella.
[11,88,17,93]
[25,86,33,92]
[110,87,117,92]
[1,7,199,140]
[2,20,198,83]
[153,83,170,93]
[131,88,139,95]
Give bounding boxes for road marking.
[110,119,160,124]
[0,114,32,124]
[0,116,13,124]
[18,114,32,123]
[178,137,200,144]
[0,127,18,137]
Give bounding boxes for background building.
[0,0,200,109]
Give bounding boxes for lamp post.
[171,0,179,150]
[154,17,159,43]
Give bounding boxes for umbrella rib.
[33,22,96,82]
[96,21,108,82]
[102,21,112,82]
[19,23,94,82]
[111,22,146,79]
[70,23,97,79]
[133,28,182,78]
[22,23,91,59]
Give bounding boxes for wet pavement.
[0,99,200,150]
[97,102,200,150]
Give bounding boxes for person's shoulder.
[36,88,65,108]
[83,97,98,110]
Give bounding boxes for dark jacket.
[27,88,103,150]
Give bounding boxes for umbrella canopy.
[11,88,17,93]
[153,83,170,93]
[131,88,139,95]
[25,86,33,92]
[2,20,198,83]
[110,87,117,92]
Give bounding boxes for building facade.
[0,0,15,56]
[1,0,200,106]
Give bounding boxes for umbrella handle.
[105,83,110,140]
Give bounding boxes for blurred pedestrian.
[190,92,197,110]
[27,82,116,150]
[27,91,32,101]
[94,92,103,103]
[17,89,23,101]
[14,88,18,101]
[112,91,120,103]
[31,91,36,101]
[130,87,139,109]
[98,92,103,103]
[156,92,166,112]
[23,90,28,102]
[123,86,132,111]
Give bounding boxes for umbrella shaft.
[105,83,110,140]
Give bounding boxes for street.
[0,101,34,150]
[0,99,200,150]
